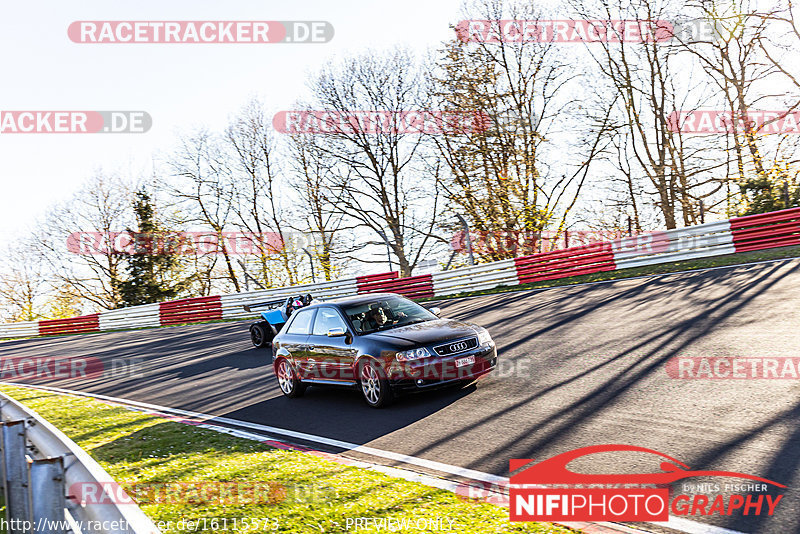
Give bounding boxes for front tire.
[358,359,393,408]
[276,359,306,398]
[250,322,273,348]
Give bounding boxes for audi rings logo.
[450,342,469,353]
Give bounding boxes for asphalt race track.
[2,258,799,534]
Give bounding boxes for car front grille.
[433,337,478,356]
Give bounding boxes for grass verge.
[0,385,573,534]
[418,245,800,302]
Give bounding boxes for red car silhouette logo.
[510,444,785,488]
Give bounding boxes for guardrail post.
[2,420,32,533]
[455,214,474,266]
[0,392,161,534]
[30,457,66,534]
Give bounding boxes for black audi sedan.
[271,293,497,408]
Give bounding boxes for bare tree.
[431,0,610,260]
[0,240,48,321]
[572,0,725,229]
[166,130,242,292]
[302,48,443,277]
[226,99,301,288]
[287,133,349,281]
[678,0,800,214]
[35,172,132,310]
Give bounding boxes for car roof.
[307,292,404,308]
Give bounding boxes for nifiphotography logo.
[510,444,785,523]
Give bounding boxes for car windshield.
[344,297,437,334]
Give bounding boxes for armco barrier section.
[39,314,100,336]
[730,207,800,253]
[0,320,39,339]
[514,242,616,284]
[431,259,518,297]
[98,303,162,331]
[220,278,359,320]
[0,390,160,534]
[356,271,435,299]
[159,296,222,325]
[612,221,735,270]
[357,272,399,285]
[4,207,800,339]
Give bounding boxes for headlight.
[477,328,494,346]
[396,347,431,362]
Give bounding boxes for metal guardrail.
[430,259,519,296]
[0,392,160,534]
[612,220,735,269]
[2,208,799,339]
[0,321,39,340]
[219,278,359,320]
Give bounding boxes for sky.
[0,0,465,248]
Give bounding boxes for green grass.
[0,386,573,534]
[418,245,800,302]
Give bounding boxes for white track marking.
[1,385,755,534]
[0,382,507,485]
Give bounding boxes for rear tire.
[358,359,393,408]
[250,322,272,348]
[276,359,306,398]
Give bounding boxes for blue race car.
[245,294,313,347]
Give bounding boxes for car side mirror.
[429,307,442,317]
[327,327,347,337]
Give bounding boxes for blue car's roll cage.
[244,294,315,347]
[244,298,290,328]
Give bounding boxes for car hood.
[366,319,479,346]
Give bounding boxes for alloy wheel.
[277,360,294,395]
[360,363,380,405]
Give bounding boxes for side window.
[285,309,315,335]
[312,307,347,336]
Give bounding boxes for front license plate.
[455,356,475,368]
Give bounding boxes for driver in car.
[366,304,406,329]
